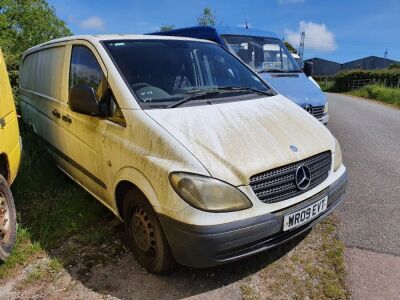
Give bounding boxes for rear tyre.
[0,174,17,261]
[123,190,175,274]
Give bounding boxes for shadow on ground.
[9,125,307,299]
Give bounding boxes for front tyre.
[123,191,175,274]
[0,174,17,261]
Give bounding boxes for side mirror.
[69,85,106,116]
[303,61,314,77]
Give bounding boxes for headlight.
[333,138,342,171]
[324,102,329,114]
[169,172,252,212]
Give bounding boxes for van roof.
[150,25,279,39]
[22,34,213,56]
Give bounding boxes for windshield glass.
[222,35,301,72]
[103,40,271,108]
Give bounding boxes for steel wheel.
[123,190,175,273]
[131,207,157,256]
[0,174,16,261]
[0,191,10,245]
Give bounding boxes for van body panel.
[260,72,326,107]
[146,95,334,186]
[0,49,15,118]
[104,108,211,213]
[0,48,21,184]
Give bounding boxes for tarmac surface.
[327,92,400,299]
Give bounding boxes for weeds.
[348,85,400,108]
[0,126,119,281]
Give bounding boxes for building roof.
[305,56,400,76]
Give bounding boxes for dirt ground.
[0,217,346,300]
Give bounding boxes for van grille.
[249,151,332,204]
[306,105,325,119]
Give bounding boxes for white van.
[19,35,348,273]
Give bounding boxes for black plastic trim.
[158,170,348,268]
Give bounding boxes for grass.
[0,228,42,279]
[240,283,260,300]
[17,258,64,289]
[0,125,119,281]
[2,125,348,299]
[253,218,347,299]
[348,85,400,108]
[317,80,336,92]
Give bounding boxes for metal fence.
[348,78,400,90]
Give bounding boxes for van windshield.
[103,40,272,108]
[221,35,302,73]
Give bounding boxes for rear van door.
[19,45,69,158]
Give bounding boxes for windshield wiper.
[258,69,287,73]
[167,90,221,108]
[217,86,274,96]
[258,68,303,74]
[168,87,274,108]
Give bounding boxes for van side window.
[69,46,107,101]
[108,92,126,126]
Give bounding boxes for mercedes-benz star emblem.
[305,105,313,114]
[295,164,312,190]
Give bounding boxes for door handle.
[52,109,61,118]
[62,115,72,123]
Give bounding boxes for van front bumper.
[159,170,348,268]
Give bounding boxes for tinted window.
[104,40,271,108]
[69,46,107,101]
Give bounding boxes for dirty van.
[19,35,347,273]
[152,26,329,124]
[0,48,21,261]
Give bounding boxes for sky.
[48,0,400,63]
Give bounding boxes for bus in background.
[152,26,328,124]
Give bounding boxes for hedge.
[331,69,400,92]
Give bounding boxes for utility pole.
[298,30,305,60]
[384,49,388,59]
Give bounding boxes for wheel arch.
[113,167,162,220]
[0,153,10,183]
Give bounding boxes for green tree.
[0,0,72,92]
[160,24,175,32]
[197,7,216,26]
[284,41,297,54]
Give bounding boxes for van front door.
[58,44,108,201]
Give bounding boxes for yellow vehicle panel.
[0,48,21,184]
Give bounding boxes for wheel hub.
[131,207,156,254]
[0,192,10,244]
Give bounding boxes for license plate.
[283,197,328,231]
